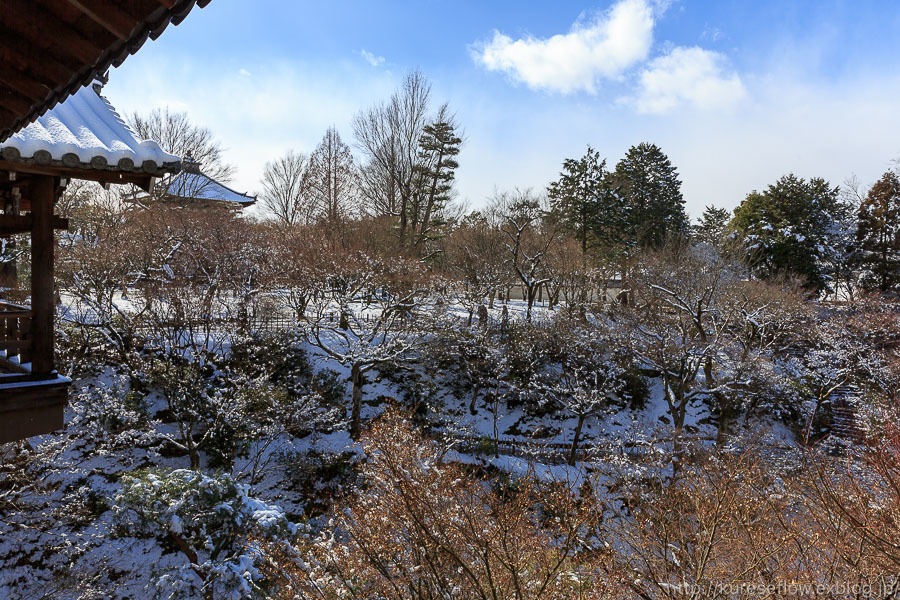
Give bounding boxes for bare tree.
[301,251,437,439]
[494,189,558,321]
[620,244,740,475]
[129,108,235,183]
[536,325,624,465]
[353,70,432,246]
[444,210,507,323]
[57,191,157,376]
[273,409,610,600]
[308,126,358,226]
[542,236,591,311]
[260,150,314,226]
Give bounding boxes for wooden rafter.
[0,0,212,142]
[0,31,76,87]
[64,0,138,40]
[0,63,49,104]
[0,1,103,65]
[0,90,33,116]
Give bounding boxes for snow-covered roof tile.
[0,84,181,176]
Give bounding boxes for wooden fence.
[450,433,651,465]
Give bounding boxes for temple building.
[0,0,209,443]
[133,154,256,209]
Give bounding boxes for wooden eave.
[0,0,213,142]
[0,158,157,191]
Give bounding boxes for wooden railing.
[0,300,33,376]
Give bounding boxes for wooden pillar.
[30,176,54,376]
[1,190,18,287]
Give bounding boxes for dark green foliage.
[619,364,651,410]
[114,468,295,598]
[503,322,559,388]
[730,174,850,292]
[547,145,623,255]
[411,115,462,248]
[693,205,731,248]
[857,171,900,293]
[310,369,345,407]
[148,358,291,470]
[614,142,689,249]
[228,330,313,387]
[425,328,496,397]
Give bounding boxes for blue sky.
[105,0,900,217]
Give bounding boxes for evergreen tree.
[857,170,900,293]
[693,205,731,248]
[730,174,849,292]
[613,142,689,249]
[411,110,461,250]
[547,146,606,255]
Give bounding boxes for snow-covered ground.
[0,298,808,598]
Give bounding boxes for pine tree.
[857,170,900,293]
[693,205,731,247]
[411,109,461,251]
[613,142,689,249]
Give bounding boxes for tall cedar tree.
[547,146,624,255]
[613,142,689,249]
[730,174,847,292]
[857,170,900,292]
[411,112,461,251]
[693,205,731,247]
[308,127,357,226]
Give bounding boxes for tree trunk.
[526,286,535,321]
[568,414,586,466]
[716,405,731,447]
[416,146,446,252]
[469,385,480,415]
[672,402,686,480]
[398,192,408,247]
[350,363,364,440]
[477,304,488,329]
[704,356,714,388]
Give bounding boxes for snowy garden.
[1,72,899,600]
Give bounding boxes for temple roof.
[0,83,180,178]
[137,157,256,207]
[0,0,213,142]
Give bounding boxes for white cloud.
[360,49,385,67]
[629,46,746,113]
[238,68,252,77]
[473,0,655,94]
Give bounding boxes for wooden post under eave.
[30,175,54,376]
